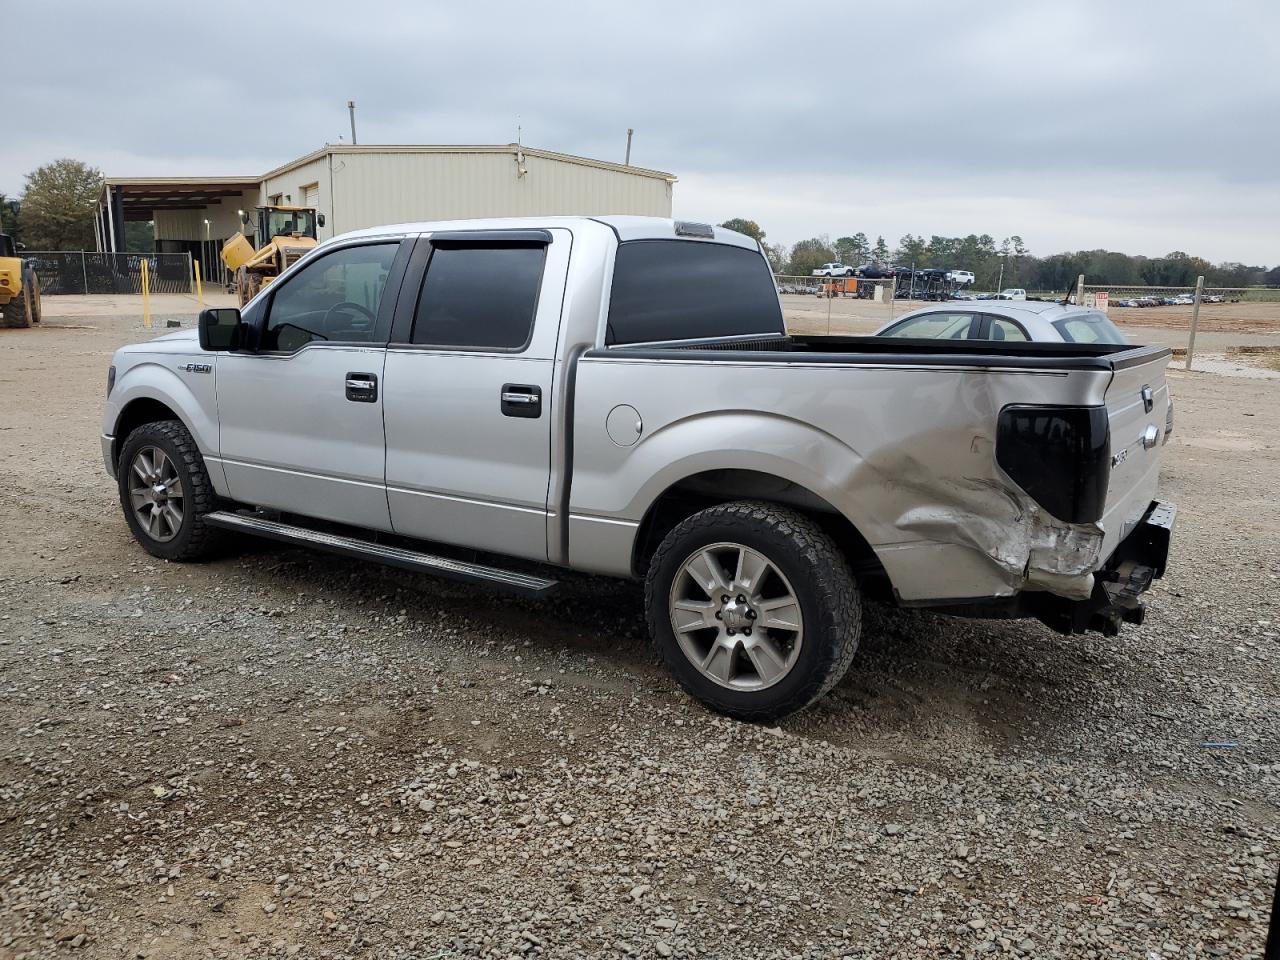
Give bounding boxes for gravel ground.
[0,313,1276,959]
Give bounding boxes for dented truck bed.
[569,335,1174,635]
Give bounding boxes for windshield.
[1053,313,1127,345]
[264,208,316,239]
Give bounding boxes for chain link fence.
[21,252,194,296]
[1084,284,1263,309]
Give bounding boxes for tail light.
[996,405,1110,524]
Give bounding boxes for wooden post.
[1076,274,1085,306]
[1185,275,1204,371]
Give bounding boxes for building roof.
[259,144,677,184]
[101,177,260,221]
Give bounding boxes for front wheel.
[117,420,223,561]
[645,501,861,722]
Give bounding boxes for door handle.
[346,372,378,403]
[501,383,541,418]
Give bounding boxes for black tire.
[1,289,31,328]
[117,420,223,561]
[645,501,861,722]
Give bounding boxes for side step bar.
[203,511,560,596]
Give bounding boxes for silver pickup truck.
[102,217,1175,720]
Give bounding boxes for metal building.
[96,144,677,282]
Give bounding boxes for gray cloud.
[6,0,1277,262]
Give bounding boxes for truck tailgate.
[1100,351,1171,557]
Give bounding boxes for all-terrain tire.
[645,500,861,722]
[117,420,224,561]
[1,289,32,328]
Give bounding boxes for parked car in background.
[998,288,1027,300]
[947,270,975,286]
[811,262,855,277]
[875,301,1129,345]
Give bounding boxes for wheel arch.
[630,468,891,599]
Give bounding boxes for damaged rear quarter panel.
[572,355,1115,602]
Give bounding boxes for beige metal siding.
[153,191,256,242]
[262,156,332,237]
[262,149,671,238]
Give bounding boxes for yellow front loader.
[0,233,41,328]
[220,205,321,306]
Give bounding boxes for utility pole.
[1186,275,1205,371]
[348,100,358,145]
[625,128,633,166]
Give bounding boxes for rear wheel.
[0,289,32,328]
[645,501,861,721]
[118,420,223,561]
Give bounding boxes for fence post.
[888,277,897,324]
[1076,274,1085,305]
[80,252,89,295]
[141,259,152,329]
[1185,275,1204,371]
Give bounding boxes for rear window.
[1053,313,1127,345]
[606,240,784,345]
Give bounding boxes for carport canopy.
[97,176,260,251]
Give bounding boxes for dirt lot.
[0,306,1277,959]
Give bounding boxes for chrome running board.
[203,511,559,596]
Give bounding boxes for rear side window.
[411,244,546,350]
[987,317,1028,341]
[881,312,976,339]
[1053,313,1127,345]
[607,240,784,345]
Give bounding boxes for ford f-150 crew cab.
[103,217,1175,721]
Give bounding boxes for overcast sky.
[7,1,1277,264]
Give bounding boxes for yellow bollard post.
[141,258,152,329]
[194,259,204,307]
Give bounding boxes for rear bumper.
[1035,499,1175,636]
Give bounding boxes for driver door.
[215,238,414,532]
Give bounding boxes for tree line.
[719,218,1279,290]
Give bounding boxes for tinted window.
[411,245,546,349]
[264,243,397,351]
[881,312,975,339]
[986,317,1028,341]
[1053,314,1127,345]
[607,240,784,345]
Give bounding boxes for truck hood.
[118,327,201,353]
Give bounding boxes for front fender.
[103,358,225,492]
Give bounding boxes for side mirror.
[15,241,25,251]
[316,213,326,228]
[198,307,243,352]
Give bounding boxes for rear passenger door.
[382,230,571,562]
